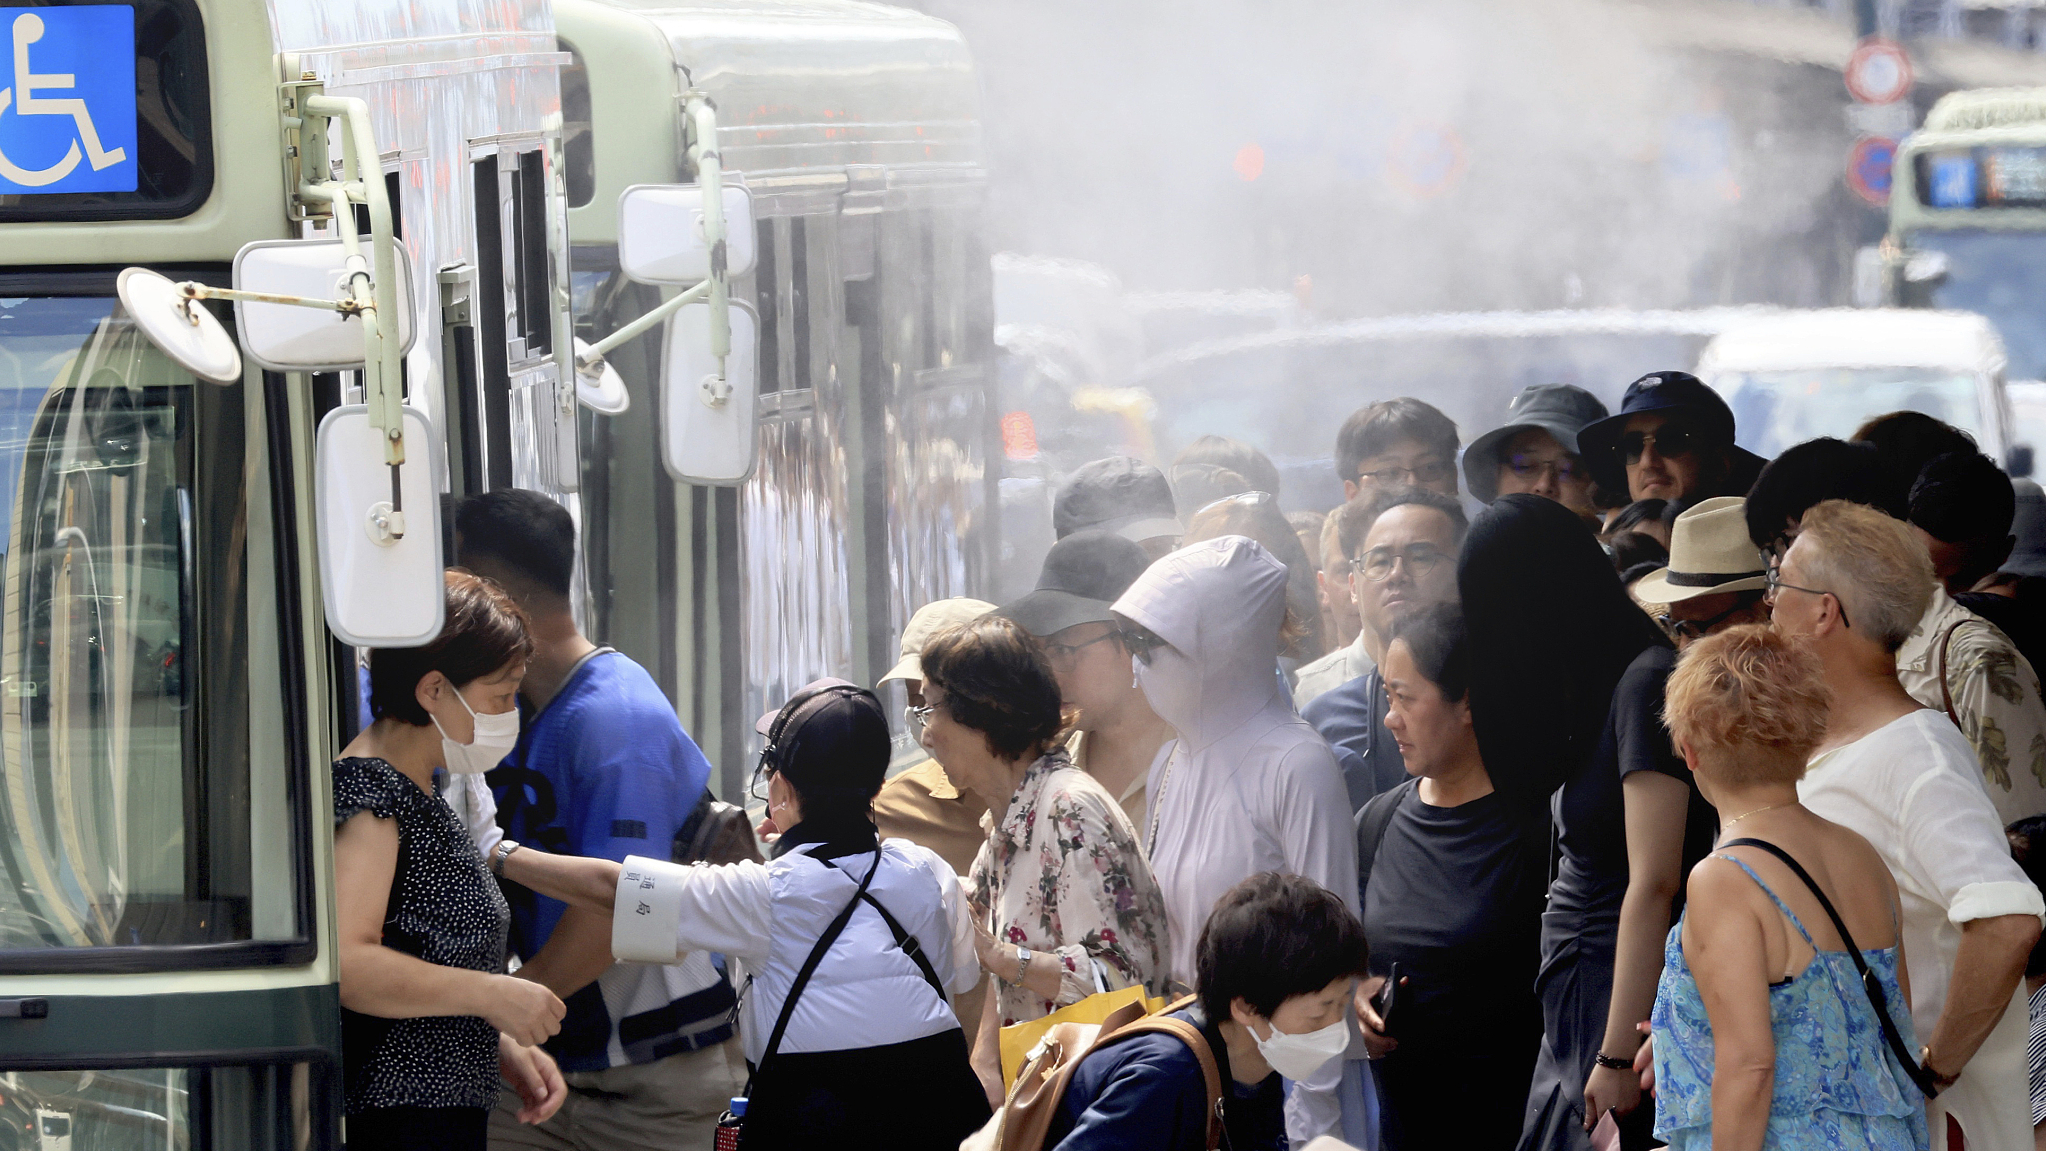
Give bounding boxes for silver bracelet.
[1014,945,1032,985]
[491,839,522,877]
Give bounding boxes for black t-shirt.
[1552,645,1715,911]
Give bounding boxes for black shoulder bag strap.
[821,856,948,1001]
[1719,837,1941,1099]
[744,848,884,1093]
[1354,778,1416,909]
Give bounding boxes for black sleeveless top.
[333,757,508,1113]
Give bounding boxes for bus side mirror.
[314,405,445,647]
[234,240,418,370]
[2011,444,2035,479]
[662,301,759,484]
[617,184,756,283]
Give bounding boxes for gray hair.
[1793,499,1934,653]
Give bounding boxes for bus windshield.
[0,294,278,963]
[1712,365,1985,458]
[1910,229,2046,381]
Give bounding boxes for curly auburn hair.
[1663,624,1829,786]
[918,615,1070,761]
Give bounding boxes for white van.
[1696,308,2027,473]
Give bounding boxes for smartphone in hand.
[1371,963,1405,1038]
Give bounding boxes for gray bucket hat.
[1462,384,1610,502]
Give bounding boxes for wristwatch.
[1919,1045,1961,1092]
[1014,946,1033,986]
[490,838,522,877]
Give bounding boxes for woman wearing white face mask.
[332,571,568,1151]
[1041,872,1369,1151]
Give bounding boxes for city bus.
[0,0,579,1144]
[1888,87,2046,403]
[554,0,996,785]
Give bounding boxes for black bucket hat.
[996,529,1151,638]
[1576,371,1750,495]
[1462,384,1610,503]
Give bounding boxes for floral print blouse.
[969,748,1170,1024]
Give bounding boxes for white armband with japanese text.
[612,855,690,964]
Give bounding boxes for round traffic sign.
[1846,38,1912,104]
[1847,135,1896,206]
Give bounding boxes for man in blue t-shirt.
[460,490,743,1151]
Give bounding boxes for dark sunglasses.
[1618,426,1699,465]
[1655,599,1748,641]
[1121,624,1168,666]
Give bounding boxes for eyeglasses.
[1355,461,1455,487]
[1352,545,1450,583]
[1194,490,1275,517]
[1043,630,1122,664]
[1505,453,1584,483]
[748,759,776,804]
[903,703,936,738]
[1763,570,1851,629]
[1121,624,1168,666]
[1655,600,1748,641]
[1618,427,1699,465]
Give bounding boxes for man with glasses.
[1300,487,1468,811]
[1334,397,1461,503]
[995,530,1174,832]
[1631,497,1772,646]
[1577,371,1766,506]
[1460,383,1608,526]
[1772,499,2043,1151]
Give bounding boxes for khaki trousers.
[488,1037,746,1151]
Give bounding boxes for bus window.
[558,40,594,210]
[510,151,550,357]
[471,157,516,489]
[0,292,291,963]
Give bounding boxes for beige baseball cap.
[1631,496,1770,605]
[878,597,997,685]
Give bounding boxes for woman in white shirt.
[494,681,990,1150]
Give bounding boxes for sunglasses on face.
[1356,461,1455,487]
[1618,426,1699,465]
[1352,545,1449,583]
[1655,600,1747,641]
[1121,625,1168,666]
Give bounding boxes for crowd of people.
[328,369,2046,1151]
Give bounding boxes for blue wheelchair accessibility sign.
[0,6,135,194]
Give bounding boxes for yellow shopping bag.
[998,985,1168,1088]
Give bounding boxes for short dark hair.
[1335,485,1468,560]
[1173,435,1284,512]
[1854,411,1978,480]
[919,615,1067,761]
[1603,499,1668,539]
[1911,450,2015,544]
[2008,814,2046,976]
[1608,531,1669,574]
[368,571,533,725]
[1334,399,1459,485]
[456,489,576,598]
[1743,438,1907,552]
[1387,601,1469,702]
[1196,872,1369,1026]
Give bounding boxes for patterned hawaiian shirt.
[1897,586,2046,824]
[968,748,1171,1025]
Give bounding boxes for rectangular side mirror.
[234,239,417,371]
[618,184,756,284]
[663,300,758,484]
[2011,444,2035,479]
[315,405,445,647]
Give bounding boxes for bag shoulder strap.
[820,856,948,1001]
[1001,994,1222,1151]
[1718,838,1939,1099]
[1937,621,1964,727]
[749,849,882,1086]
[1355,778,1416,906]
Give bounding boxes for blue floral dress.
[1650,855,1928,1151]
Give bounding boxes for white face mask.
[1251,1015,1349,1081]
[432,685,521,775]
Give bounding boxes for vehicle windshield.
[0,294,277,961]
[1912,229,2046,381]
[1712,366,1984,458]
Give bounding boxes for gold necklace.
[1720,800,1795,828]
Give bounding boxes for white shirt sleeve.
[611,855,778,965]
[444,773,502,855]
[929,852,984,996]
[1899,747,2046,926]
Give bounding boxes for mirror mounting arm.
[684,92,731,383]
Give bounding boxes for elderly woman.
[333,571,566,1150]
[1651,625,1926,1151]
[915,615,1170,1105]
[498,682,991,1150]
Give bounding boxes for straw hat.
[878,597,997,684]
[1630,496,1769,604]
